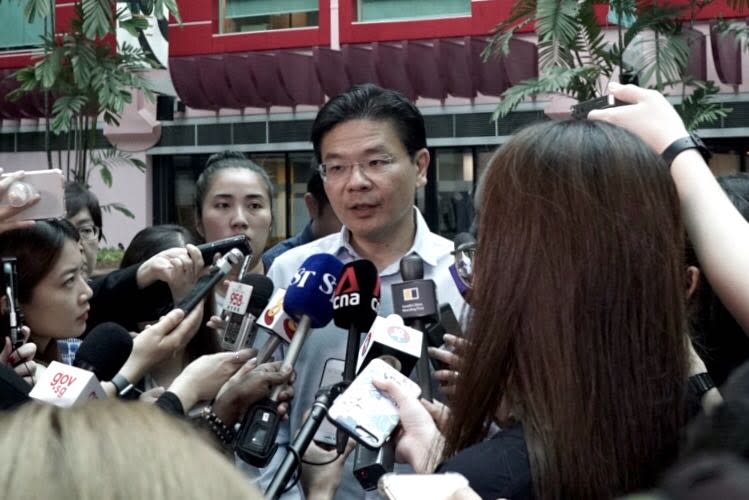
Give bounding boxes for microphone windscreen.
[73,322,133,381]
[283,253,344,328]
[0,363,30,410]
[333,259,381,331]
[399,254,424,281]
[244,274,275,317]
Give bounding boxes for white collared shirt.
[240,207,466,500]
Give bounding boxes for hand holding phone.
[0,169,64,222]
[327,358,421,449]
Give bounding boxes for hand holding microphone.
[234,253,343,466]
[166,348,256,412]
[0,327,36,386]
[134,243,205,298]
[110,305,204,397]
[213,360,294,426]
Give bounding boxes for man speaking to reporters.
[255,84,466,498]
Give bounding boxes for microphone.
[0,363,30,410]
[251,288,298,364]
[392,254,438,401]
[73,322,133,381]
[355,315,423,376]
[333,260,381,383]
[449,232,475,297]
[235,253,343,467]
[331,259,381,453]
[174,248,244,313]
[352,317,424,491]
[29,361,107,407]
[220,274,274,351]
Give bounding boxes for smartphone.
[313,358,345,447]
[378,473,470,500]
[570,94,625,120]
[0,258,24,350]
[327,358,421,449]
[196,235,252,264]
[0,169,64,221]
[426,304,463,370]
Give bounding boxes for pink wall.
[0,151,151,249]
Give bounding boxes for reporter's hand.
[139,386,165,404]
[135,245,205,301]
[1,327,37,385]
[430,333,467,400]
[588,82,689,155]
[168,348,256,412]
[213,361,294,426]
[0,170,38,234]
[300,438,356,499]
[373,378,443,473]
[119,304,204,383]
[206,314,226,334]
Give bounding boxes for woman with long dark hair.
[377,92,695,498]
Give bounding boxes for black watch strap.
[110,373,134,398]
[661,133,711,167]
[688,372,715,398]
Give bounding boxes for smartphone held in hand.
[1,169,64,221]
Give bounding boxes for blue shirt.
[261,222,316,271]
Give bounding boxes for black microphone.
[391,254,438,402]
[235,253,343,467]
[73,322,133,381]
[331,259,381,453]
[0,363,30,410]
[220,274,274,351]
[175,248,244,314]
[333,260,381,384]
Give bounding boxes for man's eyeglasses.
[77,224,100,241]
[318,154,396,182]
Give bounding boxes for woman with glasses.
[374,85,720,499]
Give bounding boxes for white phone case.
[1,169,65,221]
[327,358,421,449]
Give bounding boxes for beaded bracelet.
[199,407,235,446]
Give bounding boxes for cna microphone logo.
[402,287,420,301]
[333,265,381,310]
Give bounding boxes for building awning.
[168,37,538,110]
[0,69,48,119]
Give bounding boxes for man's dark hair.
[306,171,328,207]
[310,84,427,164]
[64,182,103,241]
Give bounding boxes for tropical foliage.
[487,0,749,130]
[5,0,179,207]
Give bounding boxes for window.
[0,2,44,50]
[220,0,318,34]
[357,0,469,22]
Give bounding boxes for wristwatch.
[661,132,711,167]
[688,372,715,398]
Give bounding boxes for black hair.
[120,225,197,269]
[194,151,274,221]
[0,219,80,304]
[64,182,103,241]
[306,171,328,207]
[310,84,427,164]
